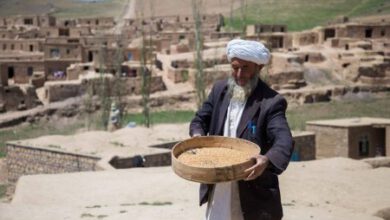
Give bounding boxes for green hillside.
[0,0,388,30]
[226,0,390,31]
[0,0,125,19]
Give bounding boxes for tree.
[192,0,206,109]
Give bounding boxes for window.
[59,28,70,36]
[68,39,79,43]
[50,48,60,58]
[381,29,385,37]
[359,136,369,156]
[11,44,14,50]
[24,18,33,25]
[27,67,33,76]
[365,28,373,38]
[29,45,34,52]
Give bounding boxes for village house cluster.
[0,13,389,113]
[1,13,390,191]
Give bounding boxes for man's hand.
[244,154,269,181]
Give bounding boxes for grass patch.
[0,184,7,199]
[138,201,173,206]
[80,213,94,218]
[123,110,195,126]
[120,203,136,206]
[225,0,389,31]
[0,0,126,19]
[0,116,94,158]
[110,141,125,147]
[287,96,390,130]
[85,205,102,209]
[1,96,388,158]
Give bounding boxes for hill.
[0,0,126,19]
[0,0,389,30]
[227,0,390,31]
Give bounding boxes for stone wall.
[6,143,101,183]
[109,152,171,169]
[44,81,84,102]
[0,85,40,111]
[292,132,316,161]
[143,152,171,167]
[306,125,349,159]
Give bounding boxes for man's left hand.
[244,154,269,181]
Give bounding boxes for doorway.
[8,66,14,78]
[324,28,336,40]
[365,28,373,38]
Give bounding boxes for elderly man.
[190,39,293,220]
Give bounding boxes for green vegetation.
[226,0,390,31]
[1,97,388,158]
[0,184,7,199]
[0,0,126,19]
[287,96,390,130]
[123,110,196,126]
[110,141,125,147]
[85,205,102,209]
[120,203,136,206]
[0,117,87,158]
[124,97,390,131]
[138,201,172,206]
[80,213,94,218]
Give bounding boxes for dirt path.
[113,0,136,34]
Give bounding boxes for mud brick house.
[0,14,56,28]
[246,24,287,36]
[306,117,390,159]
[43,37,84,80]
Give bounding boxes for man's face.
[230,58,261,87]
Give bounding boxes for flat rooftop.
[306,117,390,128]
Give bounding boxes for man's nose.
[237,68,242,77]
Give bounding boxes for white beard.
[228,76,258,102]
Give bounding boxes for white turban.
[226,39,270,65]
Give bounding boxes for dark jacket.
[189,79,293,220]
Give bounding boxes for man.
[189,39,293,220]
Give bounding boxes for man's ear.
[257,64,264,72]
